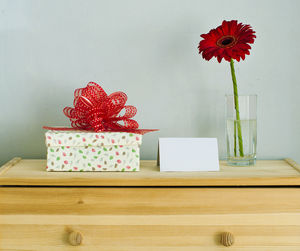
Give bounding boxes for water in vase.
[226,118,257,166]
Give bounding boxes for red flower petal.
[198,20,256,63]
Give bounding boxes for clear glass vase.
[226,95,257,166]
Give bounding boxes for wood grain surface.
[1,159,300,250]
[1,187,300,215]
[1,224,300,250]
[0,158,300,186]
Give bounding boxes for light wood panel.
[1,158,300,250]
[1,187,300,215]
[2,248,300,251]
[0,159,300,186]
[1,225,300,250]
[2,214,300,225]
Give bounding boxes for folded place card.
[158,138,219,172]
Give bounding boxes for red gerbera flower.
[198,20,256,63]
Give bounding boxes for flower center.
[216,35,237,48]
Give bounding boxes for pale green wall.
[1,0,299,165]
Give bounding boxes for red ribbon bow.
[44,82,156,135]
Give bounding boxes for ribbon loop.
[43,82,158,135]
[64,82,141,133]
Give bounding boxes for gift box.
[44,82,156,172]
[45,130,142,172]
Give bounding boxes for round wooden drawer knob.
[220,232,234,247]
[68,231,83,246]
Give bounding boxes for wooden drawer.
[1,187,300,215]
[1,187,300,250]
[1,224,300,250]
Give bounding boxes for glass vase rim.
[225,94,257,97]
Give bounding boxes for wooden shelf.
[0,158,300,186]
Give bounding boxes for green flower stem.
[230,58,244,157]
[234,120,237,156]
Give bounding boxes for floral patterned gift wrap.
[45,130,142,172]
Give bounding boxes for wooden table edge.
[1,177,300,187]
[1,158,300,187]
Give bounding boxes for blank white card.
[159,138,219,172]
